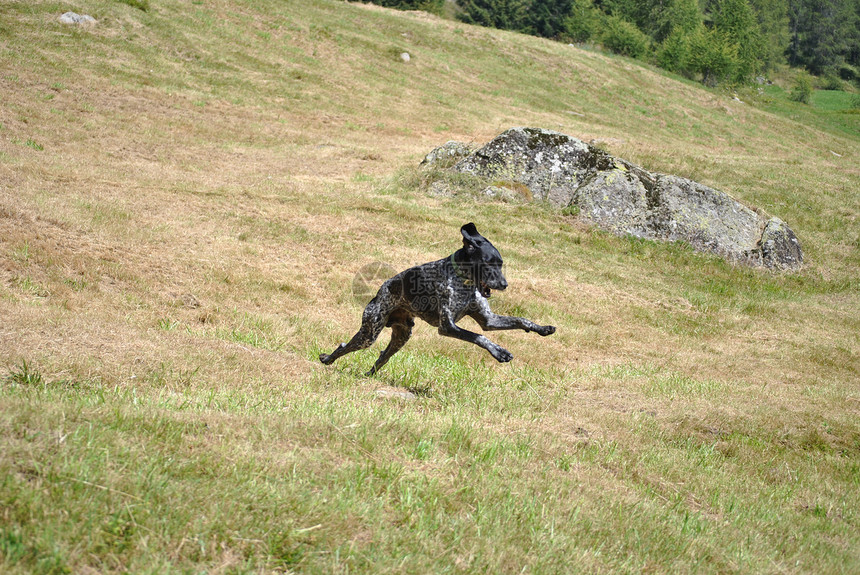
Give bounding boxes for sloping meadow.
[1,0,858,573]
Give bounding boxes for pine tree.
[748,0,790,70]
[365,0,445,13]
[456,0,533,33]
[563,0,603,42]
[687,27,740,85]
[711,0,765,80]
[597,0,664,36]
[600,14,651,57]
[788,0,859,73]
[656,0,704,75]
[530,0,576,38]
[658,0,702,39]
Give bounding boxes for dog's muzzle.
[481,278,507,298]
[480,282,492,298]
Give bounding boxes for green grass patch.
[2,375,855,573]
[759,84,860,137]
[811,89,860,112]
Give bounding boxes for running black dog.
[319,223,556,375]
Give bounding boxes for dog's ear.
[461,223,483,250]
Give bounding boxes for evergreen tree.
[457,0,575,38]
[365,0,445,13]
[600,14,651,57]
[658,29,693,73]
[456,0,533,33]
[711,0,765,80]
[788,0,860,74]
[596,0,664,37]
[747,0,790,70]
[563,0,603,42]
[451,0,858,79]
[657,0,702,40]
[687,27,740,84]
[656,0,704,76]
[530,0,575,38]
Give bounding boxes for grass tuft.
[4,360,43,387]
[117,0,150,12]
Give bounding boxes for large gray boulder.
[433,127,802,269]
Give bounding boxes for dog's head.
[461,223,508,298]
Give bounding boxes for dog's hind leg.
[319,296,389,366]
[366,314,414,376]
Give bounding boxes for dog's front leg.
[468,299,556,336]
[438,317,513,363]
[478,314,556,336]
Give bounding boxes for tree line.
[367,0,860,86]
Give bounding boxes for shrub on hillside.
[820,71,844,91]
[599,15,650,59]
[789,73,813,104]
[837,64,858,82]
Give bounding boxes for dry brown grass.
[1,0,856,440]
[1,1,859,573]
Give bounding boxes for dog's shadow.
[372,372,434,398]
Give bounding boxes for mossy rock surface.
[428,127,802,270]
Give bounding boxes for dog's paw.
[493,346,514,363]
[319,353,332,364]
[537,325,556,336]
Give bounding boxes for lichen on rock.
[424,127,802,270]
[421,141,474,168]
[759,217,804,269]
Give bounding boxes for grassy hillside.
[1,1,858,573]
